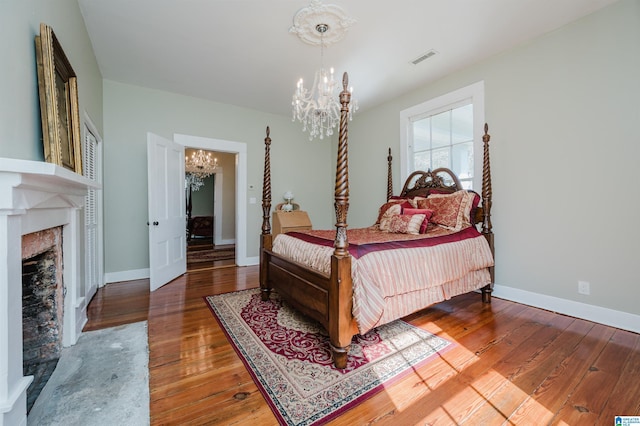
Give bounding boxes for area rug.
[187,247,235,263]
[28,321,150,425]
[205,289,451,426]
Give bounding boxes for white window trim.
[400,81,485,190]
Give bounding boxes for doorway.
[174,134,248,266]
[185,151,235,270]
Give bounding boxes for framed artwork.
[35,23,83,174]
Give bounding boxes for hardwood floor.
[186,242,236,271]
[84,267,640,425]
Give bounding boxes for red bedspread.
[286,225,483,259]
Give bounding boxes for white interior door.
[147,133,186,291]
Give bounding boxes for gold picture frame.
[35,23,83,174]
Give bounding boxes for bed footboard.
[261,248,357,368]
[259,75,356,369]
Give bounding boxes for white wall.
[349,0,640,319]
[103,80,335,275]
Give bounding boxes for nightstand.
[272,210,312,237]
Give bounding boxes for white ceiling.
[78,0,617,117]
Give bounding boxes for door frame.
[174,134,248,266]
[212,169,224,245]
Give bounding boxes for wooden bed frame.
[260,72,494,369]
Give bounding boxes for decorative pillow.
[416,191,471,231]
[402,208,433,233]
[466,191,481,227]
[378,203,402,230]
[390,195,426,208]
[375,200,406,224]
[385,214,426,235]
[408,196,427,208]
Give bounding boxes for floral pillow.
[376,200,407,224]
[402,208,433,233]
[389,195,426,208]
[416,191,472,231]
[385,213,426,235]
[378,203,402,230]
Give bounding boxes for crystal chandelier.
[186,149,217,178]
[185,149,217,191]
[185,172,205,192]
[290,0,357,140]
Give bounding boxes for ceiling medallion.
[289,0,356,46]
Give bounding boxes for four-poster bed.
[260,72,494,369]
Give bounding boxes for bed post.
[329,72,355,369]
[386,148,393,201]
[260,126,273,301]
[481,123,494,303]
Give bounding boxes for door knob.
[153,221,159,226]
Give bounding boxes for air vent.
[411,50,437,65]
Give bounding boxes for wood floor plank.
[597,332,640,421]
[553,326,639,425]
[83,266,640,425]
[507,322,615,425]
[456,315,588,424]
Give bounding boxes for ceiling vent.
[411,50,437,65]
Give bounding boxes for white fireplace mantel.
[0,157,99,426]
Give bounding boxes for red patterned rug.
[205,289,451,426]
[187,248,234,263]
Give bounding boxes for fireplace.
[0,158,97,426]
[22,227,65,412]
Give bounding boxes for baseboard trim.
[104,268,149,284]
[492,284,640,334]
[239,256,259,267]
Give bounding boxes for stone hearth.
[0,158,98,426]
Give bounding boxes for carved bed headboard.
[399,168,463,198]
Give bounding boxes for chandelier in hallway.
[185,149,217,191]
[290,0,357,140]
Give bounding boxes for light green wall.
[190,175,214,217]
[103,80,335,273]
[349,0,640,315]
[0,0,102,160]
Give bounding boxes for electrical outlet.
[578,280,590,295]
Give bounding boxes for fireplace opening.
[22,228,64,413]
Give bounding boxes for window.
[400,81,484,190]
